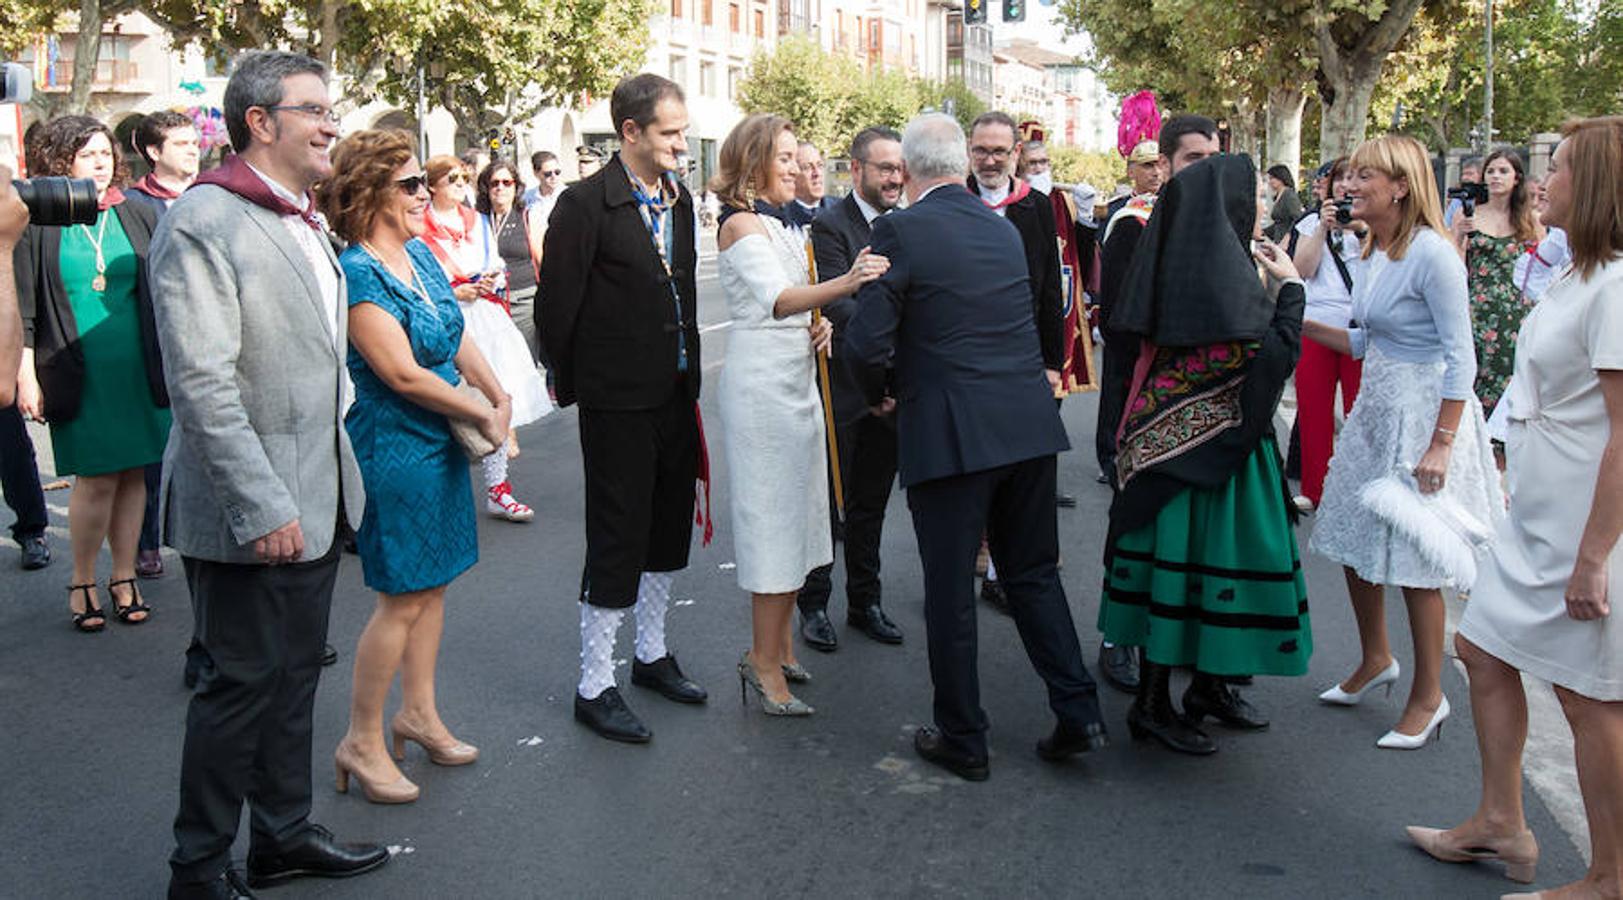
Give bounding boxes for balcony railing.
[37,58,142,92]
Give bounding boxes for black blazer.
[844,186,1069,488]
[14,199,168,423]
[809,193,875,427]
[969,177,1065,370]
[538,154,700,410]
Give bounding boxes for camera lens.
[13,177,99,227]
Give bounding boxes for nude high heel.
[1405,825,1538,884]
[334,743,420,804]
[391,716,479,766]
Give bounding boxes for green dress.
[1467,231,1535,418]
[1098,443,1312,677]
[49,210,171,476]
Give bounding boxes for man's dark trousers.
[799,412,898,615]
[906,454,1101,759]
[0,403,47,543]
[169,540,340,885]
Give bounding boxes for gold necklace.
[77,212,110,293]
[360,241,430,303]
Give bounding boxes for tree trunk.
[1313,0,1428,159]
[1228,96,1260,160]
[1264,85,1307,179]
[1317,63,1381,160]
[68,0,105,116]
[317,0,341,69]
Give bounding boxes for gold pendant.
[91,274,106,292]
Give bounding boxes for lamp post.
[1483,0,1494,152]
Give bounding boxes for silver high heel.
[781,661,813,684]
[1377,696,1450,750]
[1318,659,1401,706]
[737,652,814,716]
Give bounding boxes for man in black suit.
[779,141,840,232]
[845,113,1108,782]
[541,74,709,745]
[798,126,906,652]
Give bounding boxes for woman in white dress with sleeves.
[712,114,888,716]
[1407,116,1623,899]
[1303,135,1504,749]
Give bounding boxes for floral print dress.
[1467,231,1537,417]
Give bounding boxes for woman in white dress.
[420,155,551,522]
[1407,117,1623,898]
[1304,135,1504,749]
[712,114,888,716]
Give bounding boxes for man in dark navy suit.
[844,113,1107,782]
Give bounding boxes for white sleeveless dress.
[716,216,832,593]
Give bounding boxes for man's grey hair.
[224,51,328,153]
[902,114,968,181]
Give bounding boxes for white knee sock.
[633,572,673,664]
[985,557,998,582]
[578,604,624,700]
[481,449,508,491]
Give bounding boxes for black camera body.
[1331,198,1355,225]
[1447,182,1490,218]
[2,61,99,226]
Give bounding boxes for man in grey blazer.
[150,51,386,900]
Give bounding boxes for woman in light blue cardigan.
[1302,135,1504,750]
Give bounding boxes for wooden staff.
[806,240,845,520]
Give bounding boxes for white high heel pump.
[1376,696,1450,750]
[1317,659,1401,706]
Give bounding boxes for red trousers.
[1295,335,1363,506]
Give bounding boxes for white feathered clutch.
[1359,467,1495,590]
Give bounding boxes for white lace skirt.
[459,299,552,427]
[1309,347,1504,588]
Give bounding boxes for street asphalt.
[0,247,1589,899]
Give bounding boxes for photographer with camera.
[0,169,24,405]
[15,115,169,631]
[1449,149,1544,422]
[1289,155,1365,512]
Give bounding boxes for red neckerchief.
[694,403,712,546]
[131,173,181,201]
[98,186,126,210]
[421,205,509,310]
[971,176,1032,211]
[191,155,321,229]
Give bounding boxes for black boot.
[1126,661,1216,755]
[1183,672,1269,730]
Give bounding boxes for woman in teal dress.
[315,129,512,804]
[15,116,168,631]
[1098,155,1312,755]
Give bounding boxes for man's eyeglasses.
[262,103,341,125]
[970,147,1012,161]
[489,178,516,187]
[861,162,903,177]
[396,174,428,195]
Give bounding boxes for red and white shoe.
[486,481,535,522]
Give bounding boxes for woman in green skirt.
[1098,154,1311,755]
[15,116,168,631]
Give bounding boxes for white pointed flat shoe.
[1377,696,1450,750]
[1318,659,1401,706]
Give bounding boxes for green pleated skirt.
[1098,444,1312,677]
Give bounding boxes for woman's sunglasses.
[489,178,516,187]
[396,174,428,195]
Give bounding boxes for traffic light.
[964,0,986,24]
[1003,0,1024,21]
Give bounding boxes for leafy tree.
[918,77,988,133]
[737,37,861,153]
[1049,144,1124,191]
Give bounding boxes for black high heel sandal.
[107,577,152,625]
[69,583,106,632]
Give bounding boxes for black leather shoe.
[245,824,388,888]
[979,578,1011,616]
[1056,493,1078,508]
[1037,719,1110,761]
[1095,471,1112,486]
[1129,661,1217,755]
[631,654,707,704]
[574,687,651,743]
[320,644,338,667]
[1097,642,1140,693]
[1183,676,1270,730]
[913,726,988,782]
[168,868,256,899]
[846,606,903,644]
[19,535,49,570]
[799,609,838,652]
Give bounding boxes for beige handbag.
[448,380,498,460]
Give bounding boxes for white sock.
[985,557,998,582]
[634,572,673,664]
[577,604,624,700]
[481,449,508,491]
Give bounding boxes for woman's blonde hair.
[1349,135,1447,261]
[316,128,418,244]
[1558,116,1623,281]
[709,113,794,210]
